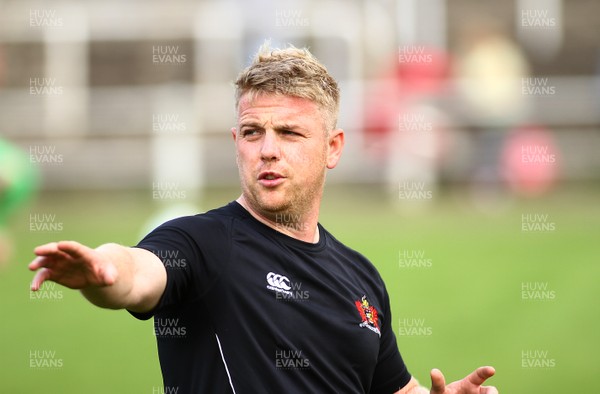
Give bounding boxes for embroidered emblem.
[354,295,381,337]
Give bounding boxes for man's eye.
[282,130,299,136]
[242,130,259,137]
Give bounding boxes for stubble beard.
[241,167,326,224]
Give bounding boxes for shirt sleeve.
[370,284,412,393]
[128,215,230,320]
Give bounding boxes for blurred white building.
[0,0,598,191]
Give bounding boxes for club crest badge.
[354,295,381,337]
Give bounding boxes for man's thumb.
[99,262,118,286]
[430,368,446,394]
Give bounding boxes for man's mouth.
[258,171,285,187]
[258,171,284,180]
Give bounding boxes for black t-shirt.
[130,201,412,393]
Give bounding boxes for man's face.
[232,93,343,219]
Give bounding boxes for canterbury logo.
[266,272,291,291]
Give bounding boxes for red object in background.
[394,47,449,97]
[363,47,450,155]
[501,125,560,197]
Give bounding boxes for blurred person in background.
[0,47,40,267]
[363,46,453,209]
[452,23,556,206]
[29,43,497,393]
[454,23,560,202]
[0,138,39,267]
[500,124,560,197]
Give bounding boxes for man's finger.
[34,242,60,256]
[57,240,92,259]
[30,267,52,291]
[481,385,499,394]
[466,366,495,386]
[429,368,446,393]
[28,256,54,271]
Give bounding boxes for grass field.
[1,185,598,393]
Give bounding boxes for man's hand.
[29,241,118,291]
[430,366,498,394]
[29,241,166,311]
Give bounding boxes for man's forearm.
[79,243,138,309]
[81,243,167,312]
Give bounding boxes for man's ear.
[326,128,344,169]
[231,127,237,142]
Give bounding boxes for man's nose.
[260,130,280,161]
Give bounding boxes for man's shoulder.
[321,226,383,280]
[143,202,244,242]
[160,201,241,229]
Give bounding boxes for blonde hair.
[234,42,340,130]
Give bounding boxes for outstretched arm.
[29,240,166,313]
[395,366,498,394]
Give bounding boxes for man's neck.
[236,195,320,243]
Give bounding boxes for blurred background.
[0,0,598,393]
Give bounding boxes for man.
[30,44,498,393]
[0,138,39,267]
